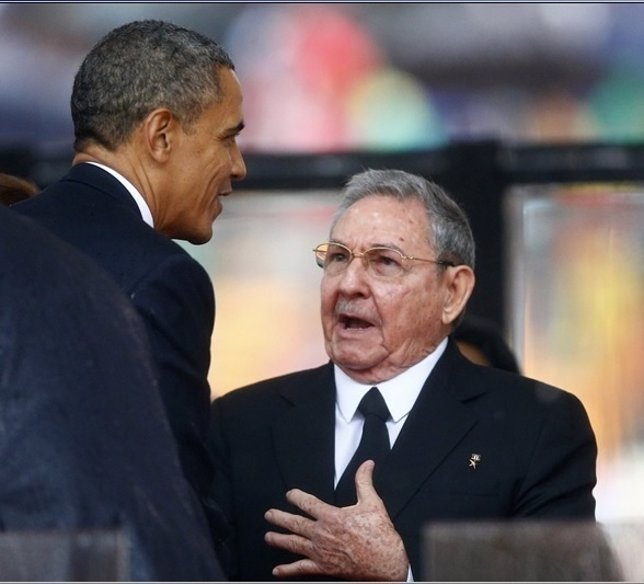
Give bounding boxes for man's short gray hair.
[71,20,235,151]
[332,169,476,269]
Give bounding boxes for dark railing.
[3,139,644,330]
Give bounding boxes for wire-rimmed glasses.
[313,242,454,279]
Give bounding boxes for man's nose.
[335,255,370,294]
[231,146,247,181]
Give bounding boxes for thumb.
[355,460,381,503]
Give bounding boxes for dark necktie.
[335,386,391,507]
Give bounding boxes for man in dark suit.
[208,169,597,581]
[0,204,223,580]
[14,20,246,557]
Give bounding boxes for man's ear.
[142,108,176,162]
[441,265,476,326]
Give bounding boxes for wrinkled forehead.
[331,195,432,249]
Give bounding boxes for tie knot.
[358,387,390,422]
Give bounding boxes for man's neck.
[73,147,157,223]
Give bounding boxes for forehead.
[198,68,243,129]
[332,195,431,248]
[218,68,243,104]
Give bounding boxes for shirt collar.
[334,337,448,424]
[84,161,154,228]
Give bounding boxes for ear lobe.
[143,108,175,162]
[441,265,476,325]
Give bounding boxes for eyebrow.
[330,239,408,255]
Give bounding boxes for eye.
[371,249,402,267]
[326,245,350,264]
[368,248,404,276]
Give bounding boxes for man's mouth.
[339,315,374,330]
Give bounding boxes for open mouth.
[340,315,374,330]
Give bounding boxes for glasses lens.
[322,243,352,274]
[314,244,328,268]
[364,247,405,278]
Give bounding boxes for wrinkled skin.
[321,195,474,385]
[265,461,408,581]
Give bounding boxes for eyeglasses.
[313,242,454,279]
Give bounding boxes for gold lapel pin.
[468,453,481,469]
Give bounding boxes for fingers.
[265,507,313,537]
[264,529,311,555]
[284,487,336,519]
[266,479,405,581]
[355,459,381,504]
[271,558,322,579]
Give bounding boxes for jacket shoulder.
[214,363,332,408]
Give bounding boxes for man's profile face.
[320,195,452,384]
[162,68,246,244]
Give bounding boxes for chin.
[175,223,210,244]
[332,350,379,374]
[187,232,211,245]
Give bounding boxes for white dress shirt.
[85,161,154,228]
[333,337,448,486]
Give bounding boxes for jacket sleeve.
[513,386,598,518]
[129,253,215,499]
[208,396,238,579]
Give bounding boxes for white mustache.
[334,299,380,326]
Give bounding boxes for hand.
[264,460,409,581]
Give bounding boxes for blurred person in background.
[13,19,246,572]
[208,169,597,581]
[451,313,521,373]
[0,204,222,580]
[0,172,39,206]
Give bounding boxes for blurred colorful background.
[3,3,644,150]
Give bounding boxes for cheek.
[195,155,227,199]
[380,285,437,337]
[190,145,223,178]
[385,307,420,344]
[208,152,227,173]
[208,146,233,172]
[320,280,335,320]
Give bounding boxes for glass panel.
[422,520,644,582]
[506,184,644,522]
[181,190,341,397]
[0,530,128,581]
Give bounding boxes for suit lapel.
[377,341,485,519]
[272,363,337,504]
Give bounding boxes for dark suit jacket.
[0,205,224,580]
[13,163,215,501]
[209,340,597,580]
